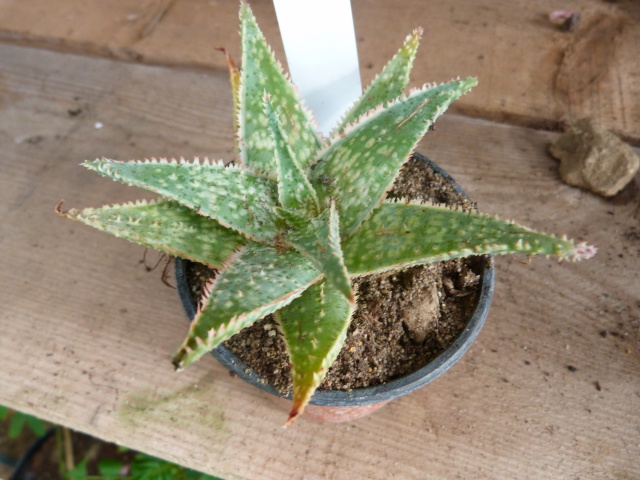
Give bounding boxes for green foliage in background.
[0,405,222,480]
[0,405,48,439]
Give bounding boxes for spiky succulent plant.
[57,3,595,425]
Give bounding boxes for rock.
[548,118,639,197]
[402,283,439,344]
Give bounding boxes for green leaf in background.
[98,458,125,479]
[1,408,48,439]
[64,458,89,480]
[7,412,25,439]
[129,454,224,480]
[24,413,48,437]
[130,453,185,480]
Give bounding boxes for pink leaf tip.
[571,242,597,261]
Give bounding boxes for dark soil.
[184,156,485,395]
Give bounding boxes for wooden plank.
[0,0,638,144]
[0,43,638,479]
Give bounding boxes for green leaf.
[336,28,422,132]
[57,199,246,269]
[83,158,279,244]
[312,77,477,238]
[277,280,355,426]
[172,243,322,369]
[65,458,89,480]
[24,414,47,437]
[287,203,354,304]
[263,94,320,215]
[98,459,125,478]
[4,410,46,439]
[130,454,182,480]
[238,3,321,175]
[343,201,596,275]
[274,207,310,230]
[8,413,25,439]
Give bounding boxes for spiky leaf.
[56,199,245,268]
[277,280,355,426]
[287,202,354,303]
[172,243,321,369]
[343,201,596,275]
[83,158,279,244]
[275,207,310,230]
[337,28,422,132]
[312,78,477,238]
[264,95,320,215]
[238,3,321,175]
[216,47,241,148]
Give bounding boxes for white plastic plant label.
[273,0,362,136]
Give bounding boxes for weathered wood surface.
[0,43,638,479]
[0,0,638,144]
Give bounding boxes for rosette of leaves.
[57,3,595,425]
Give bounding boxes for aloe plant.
[57,3,595,425]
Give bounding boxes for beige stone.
[548,118,639,197]
[402,283,440,344]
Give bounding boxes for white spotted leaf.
[276,280,355,426]
[343,201,595,275]
[335,28,422,133]
[57,199,246,268]
[286,202,353,304]
[312,77,477,238]
[83,158,279,244]
[263,95,320,215]
[238,3,321,176]
[172,243,322,369]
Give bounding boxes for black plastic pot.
[175,153,494,418]
[9,428,57,480]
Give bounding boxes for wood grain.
[0,43,638,479]
[0,0,638,143]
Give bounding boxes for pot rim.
[175,153,495,407]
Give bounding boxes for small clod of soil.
[184,156,485,395]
